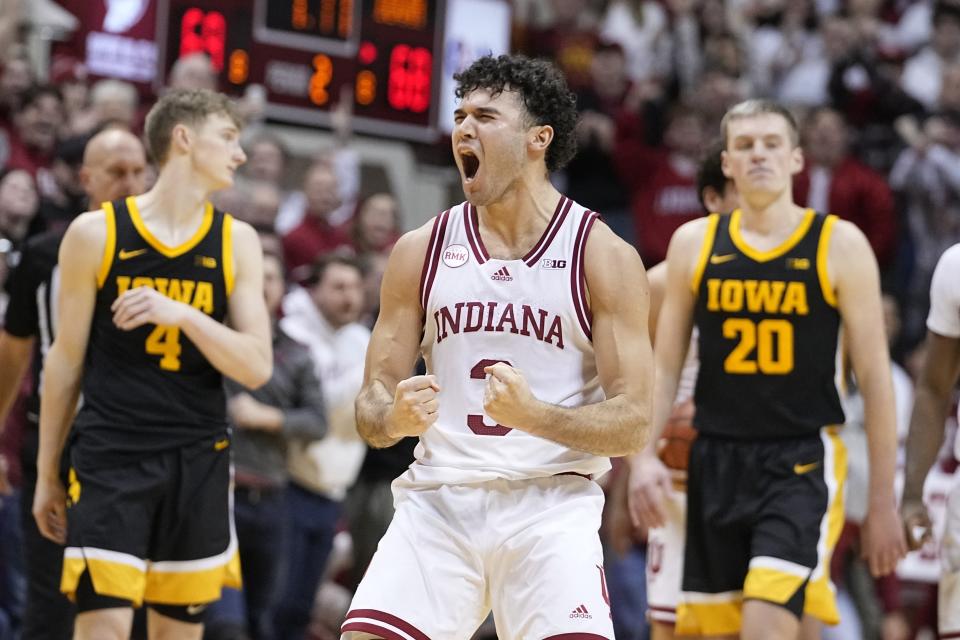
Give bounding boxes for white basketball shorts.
[342,474,614,640]
[646,484,687,625]
[941,478,960,638]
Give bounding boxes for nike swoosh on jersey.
[793,461,821,475]
[709,253,737,264]
[118,248,148,260]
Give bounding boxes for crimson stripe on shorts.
[341,621,407,640]
[648,605,677,614]
[419,209,450,311]
[542,634,611,639]
[343,609,432,640]
[940,632,960,639]
[570,211,598,339]
[523,196,571,266]
[464,204,489,263]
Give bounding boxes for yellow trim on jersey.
[676,597,742,636]
[145,548,242,604]
[804,426,845,625]
[96,203,117,289]
[729,208,815,262]
[62,555,148,606]
[690,213,721,293]
[61,548,241,607]
[127,197,214,258]
[744,568,807,605]
[817,215,839,307]
[223,214,235,296]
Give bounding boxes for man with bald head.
[0,127,146,639]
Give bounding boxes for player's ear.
[790,145,804,175]
[529,124,554,153]
[721,150,732,178]
[170,123,192,156]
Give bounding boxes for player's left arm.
[830,219,907,575]
[111,219,273,388]
[484,223,653,456]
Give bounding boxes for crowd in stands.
[0,0,959,638]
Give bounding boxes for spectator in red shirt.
[617,104,706,265]
[793,107,898,268]
[350,193,400,256]
[3,86,62,183]
[282,161,351,279]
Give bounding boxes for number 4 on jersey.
[146,325,182,371]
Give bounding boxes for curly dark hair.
[454,54,578,172]
[696,139,730,212]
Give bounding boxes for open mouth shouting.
[459,149,481,184]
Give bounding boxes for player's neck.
[737,190,807,235]
[137,166,211,228]
[477,179,561,253]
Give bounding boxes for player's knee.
[341,631,386,640]
[74,609,133,640]
[147,604,205,640]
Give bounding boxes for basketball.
[657,400,697,471]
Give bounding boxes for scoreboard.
[158,0,444,140]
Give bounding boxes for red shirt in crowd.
[282,214,351,276]
[793,158,897,268]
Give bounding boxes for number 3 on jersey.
[146,325,182,371]
[467,358,512,436]
[723,318,793,374]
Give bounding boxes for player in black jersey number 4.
[32,90,272,640]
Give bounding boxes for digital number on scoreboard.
[159,0,443,140]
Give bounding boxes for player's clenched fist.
[483,362,538,428]
[385,375,441,438]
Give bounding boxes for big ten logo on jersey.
[541,258,567,269]
[705,278,809,376]
[442,243,469,268]
[115,275,216,314]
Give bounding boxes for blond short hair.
[720,100,800,147]
[144,89,242,165]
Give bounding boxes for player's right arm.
[355,221,439,449]
[33,211,105,544]
[902,246,960,548]
[627,218,704,529]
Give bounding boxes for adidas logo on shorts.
[569,604,592,619]
[491,266,513,281]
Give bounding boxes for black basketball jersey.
[73,196,234,460]
[692,209,845,440]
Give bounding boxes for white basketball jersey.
[399,197,612,486]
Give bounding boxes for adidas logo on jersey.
[491,266,513,281]
[570,604,592,619]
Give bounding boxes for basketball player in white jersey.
[342,54,653,640]
[627,141,738,640]
[902,244,960,640]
